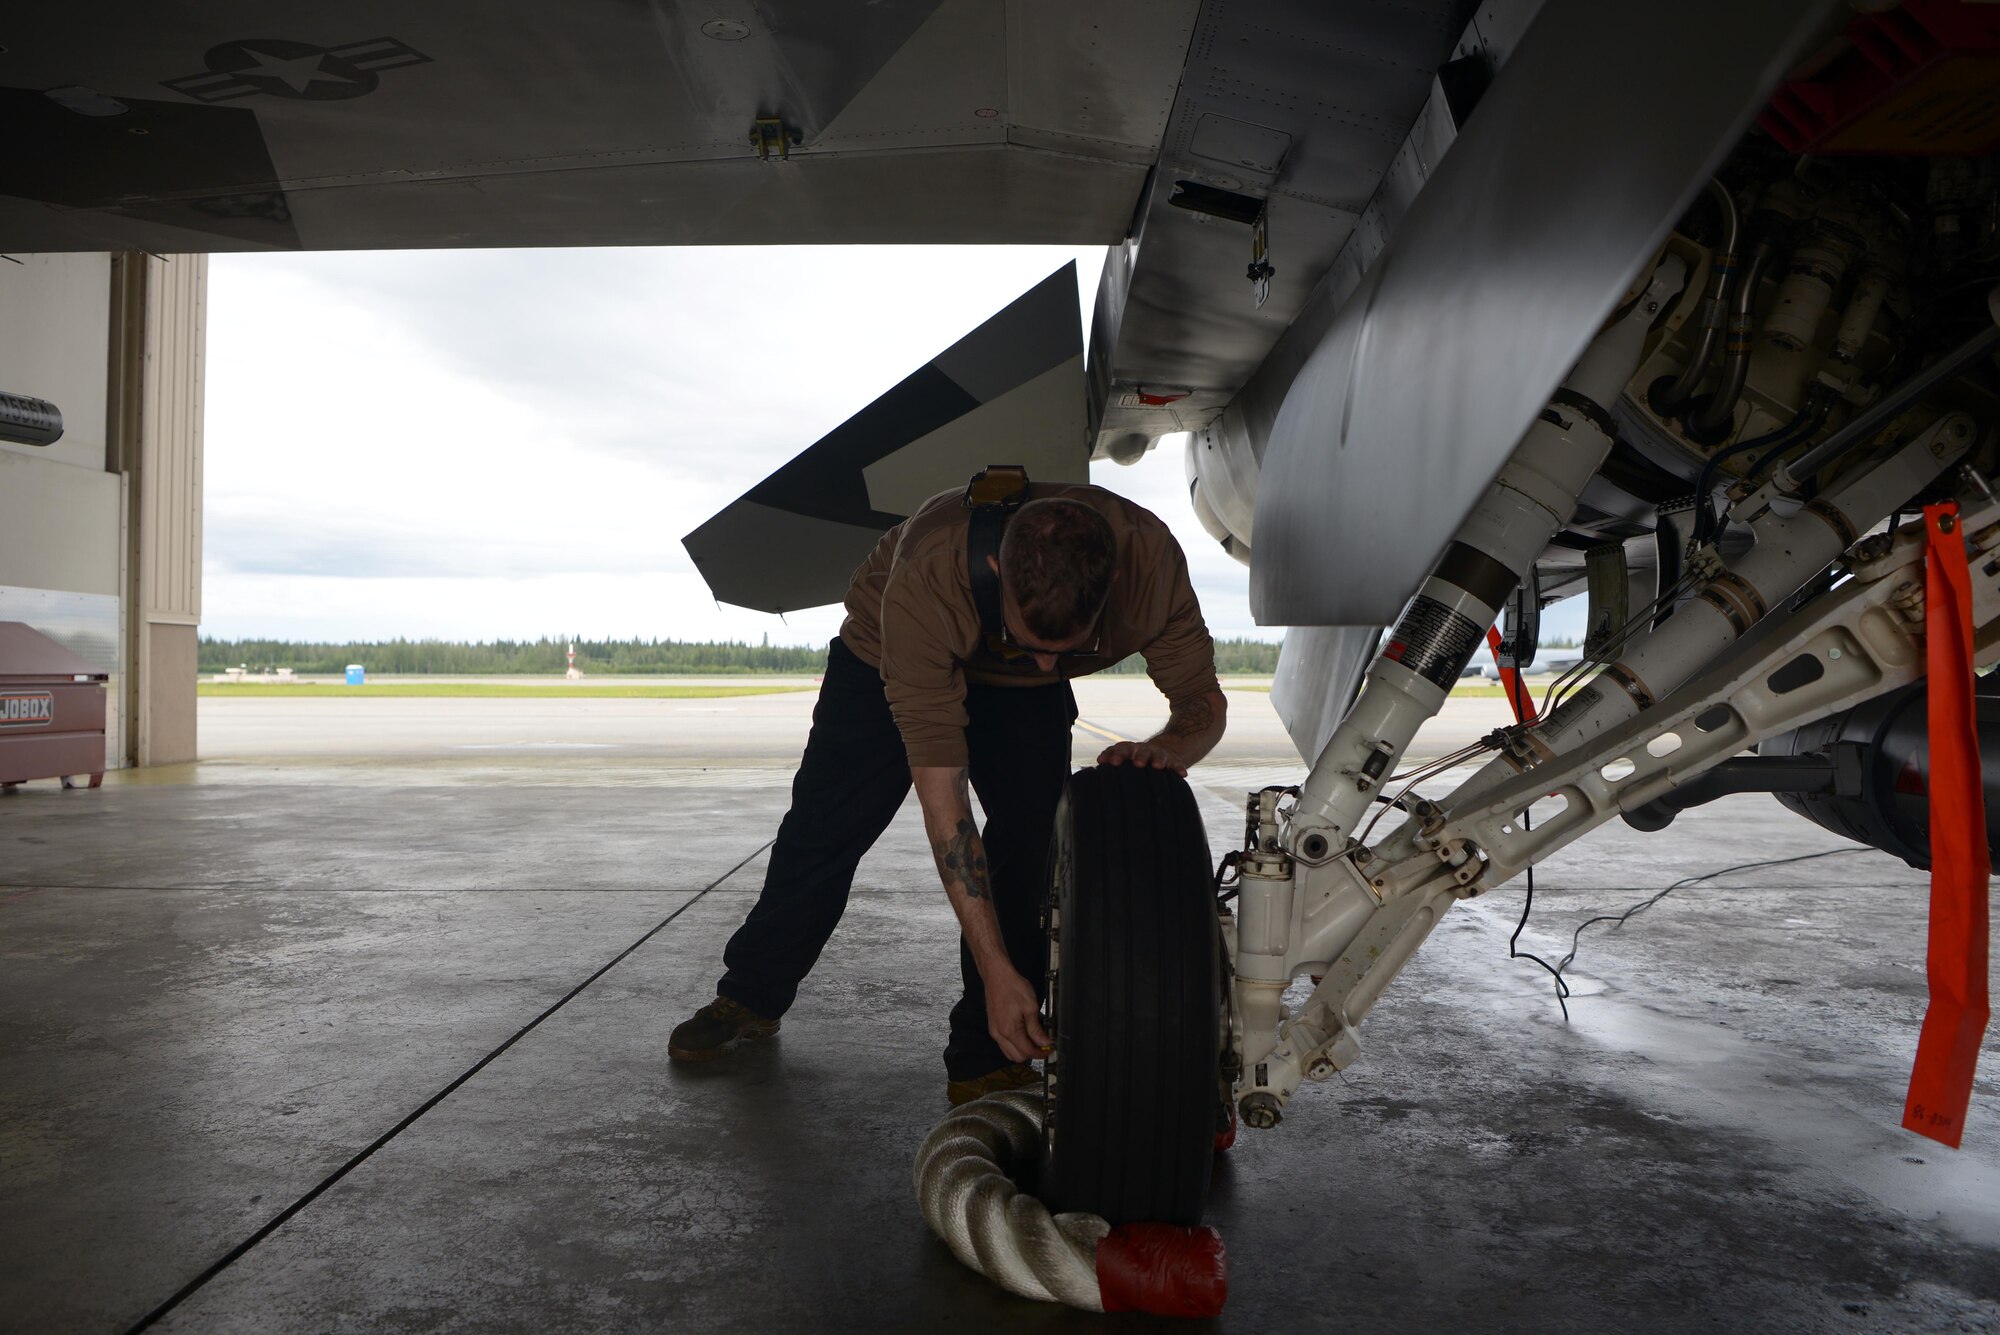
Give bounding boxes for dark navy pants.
[717,636,1076,1080]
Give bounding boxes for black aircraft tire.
[1039,765,1219,1226]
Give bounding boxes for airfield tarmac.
[2,678,1997,1333]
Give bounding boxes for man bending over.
[669,477,1225,1104]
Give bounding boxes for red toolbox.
[0,621,109,790]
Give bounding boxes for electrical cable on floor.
[1505,809,1572,1020]
[1510,845,1870,1019]
[1496,586,1576,1017]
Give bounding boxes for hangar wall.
[126,253,207,768]
[0,252,206,770]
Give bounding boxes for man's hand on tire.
[1096,739,1188,776]
[985,964,1053,1063]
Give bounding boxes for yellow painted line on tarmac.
[1074,719,1130,744]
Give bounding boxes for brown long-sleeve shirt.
[838,482,1219,768]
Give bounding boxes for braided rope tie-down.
[912,1089,1228,1317]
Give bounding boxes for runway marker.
[1074,720,1129,745]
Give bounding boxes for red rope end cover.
[1096,1224,1228,1317]
[1903,503,1992,1149]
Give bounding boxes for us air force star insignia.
[162,37,432,103]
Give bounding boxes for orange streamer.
[1902,503,1991,1149]
[1485,625,1538,725]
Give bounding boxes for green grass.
[198,682,815,700]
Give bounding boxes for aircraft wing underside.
[0,1,1197,254]
[682,264,1087,615]
[7,1,1496,480]
[666,0,1495,624]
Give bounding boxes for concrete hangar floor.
[2,678,1996,1334]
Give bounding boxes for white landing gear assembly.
[918,258,2000,1314]
[1227,273,1999,1137]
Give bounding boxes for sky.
[202,244,1289,647]
[204,246,1588,649]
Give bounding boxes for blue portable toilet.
[345,664,366,686]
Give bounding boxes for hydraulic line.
[1704,407,1816,543]
[1651,180,1740,415]
[1690,387,1840,546]
[1778,287,2000,489]
[1685,229,1780,439]
[1744,392,1835,483]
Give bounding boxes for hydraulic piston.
[1228,256,1689,1116]
[1291,256,1689,847]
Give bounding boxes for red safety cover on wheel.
[1096,1224,1228,1317]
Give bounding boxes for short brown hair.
[999,499,1116,638]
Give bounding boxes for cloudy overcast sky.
[203,244,1286,647]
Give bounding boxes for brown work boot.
[668,996,780,1063]
[946,1062,1042,1106]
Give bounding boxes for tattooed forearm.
[1161,693,1215,741]
[932,816,992,900]
[925,768,992,901]
[1140,688,1226,768]
[912,762,1014,981]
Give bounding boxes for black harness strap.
[963,465,1031,653]
[968,506,1008,641]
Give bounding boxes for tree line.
[198,635,1290,676]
